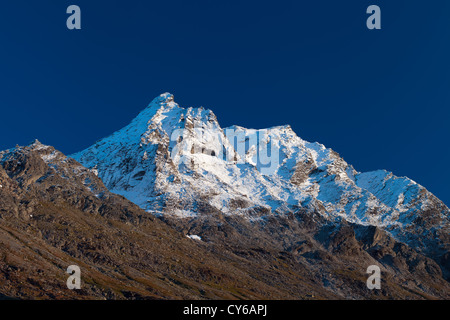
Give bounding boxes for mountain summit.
[72,93,449,277]
[0,93,448,299]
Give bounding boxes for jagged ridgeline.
[72,93,449,263]
[0,93,448,299]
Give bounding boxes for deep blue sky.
[0,1,449,205]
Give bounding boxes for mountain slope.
[0,141,334,299]
[1,141,449,299]
[72,93,449,270]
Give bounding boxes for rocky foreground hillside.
[0,94,449,299]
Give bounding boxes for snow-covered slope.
[71,93,449,252]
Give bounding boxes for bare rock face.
[290,156,317,186]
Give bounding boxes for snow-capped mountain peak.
[71,93,449,256]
